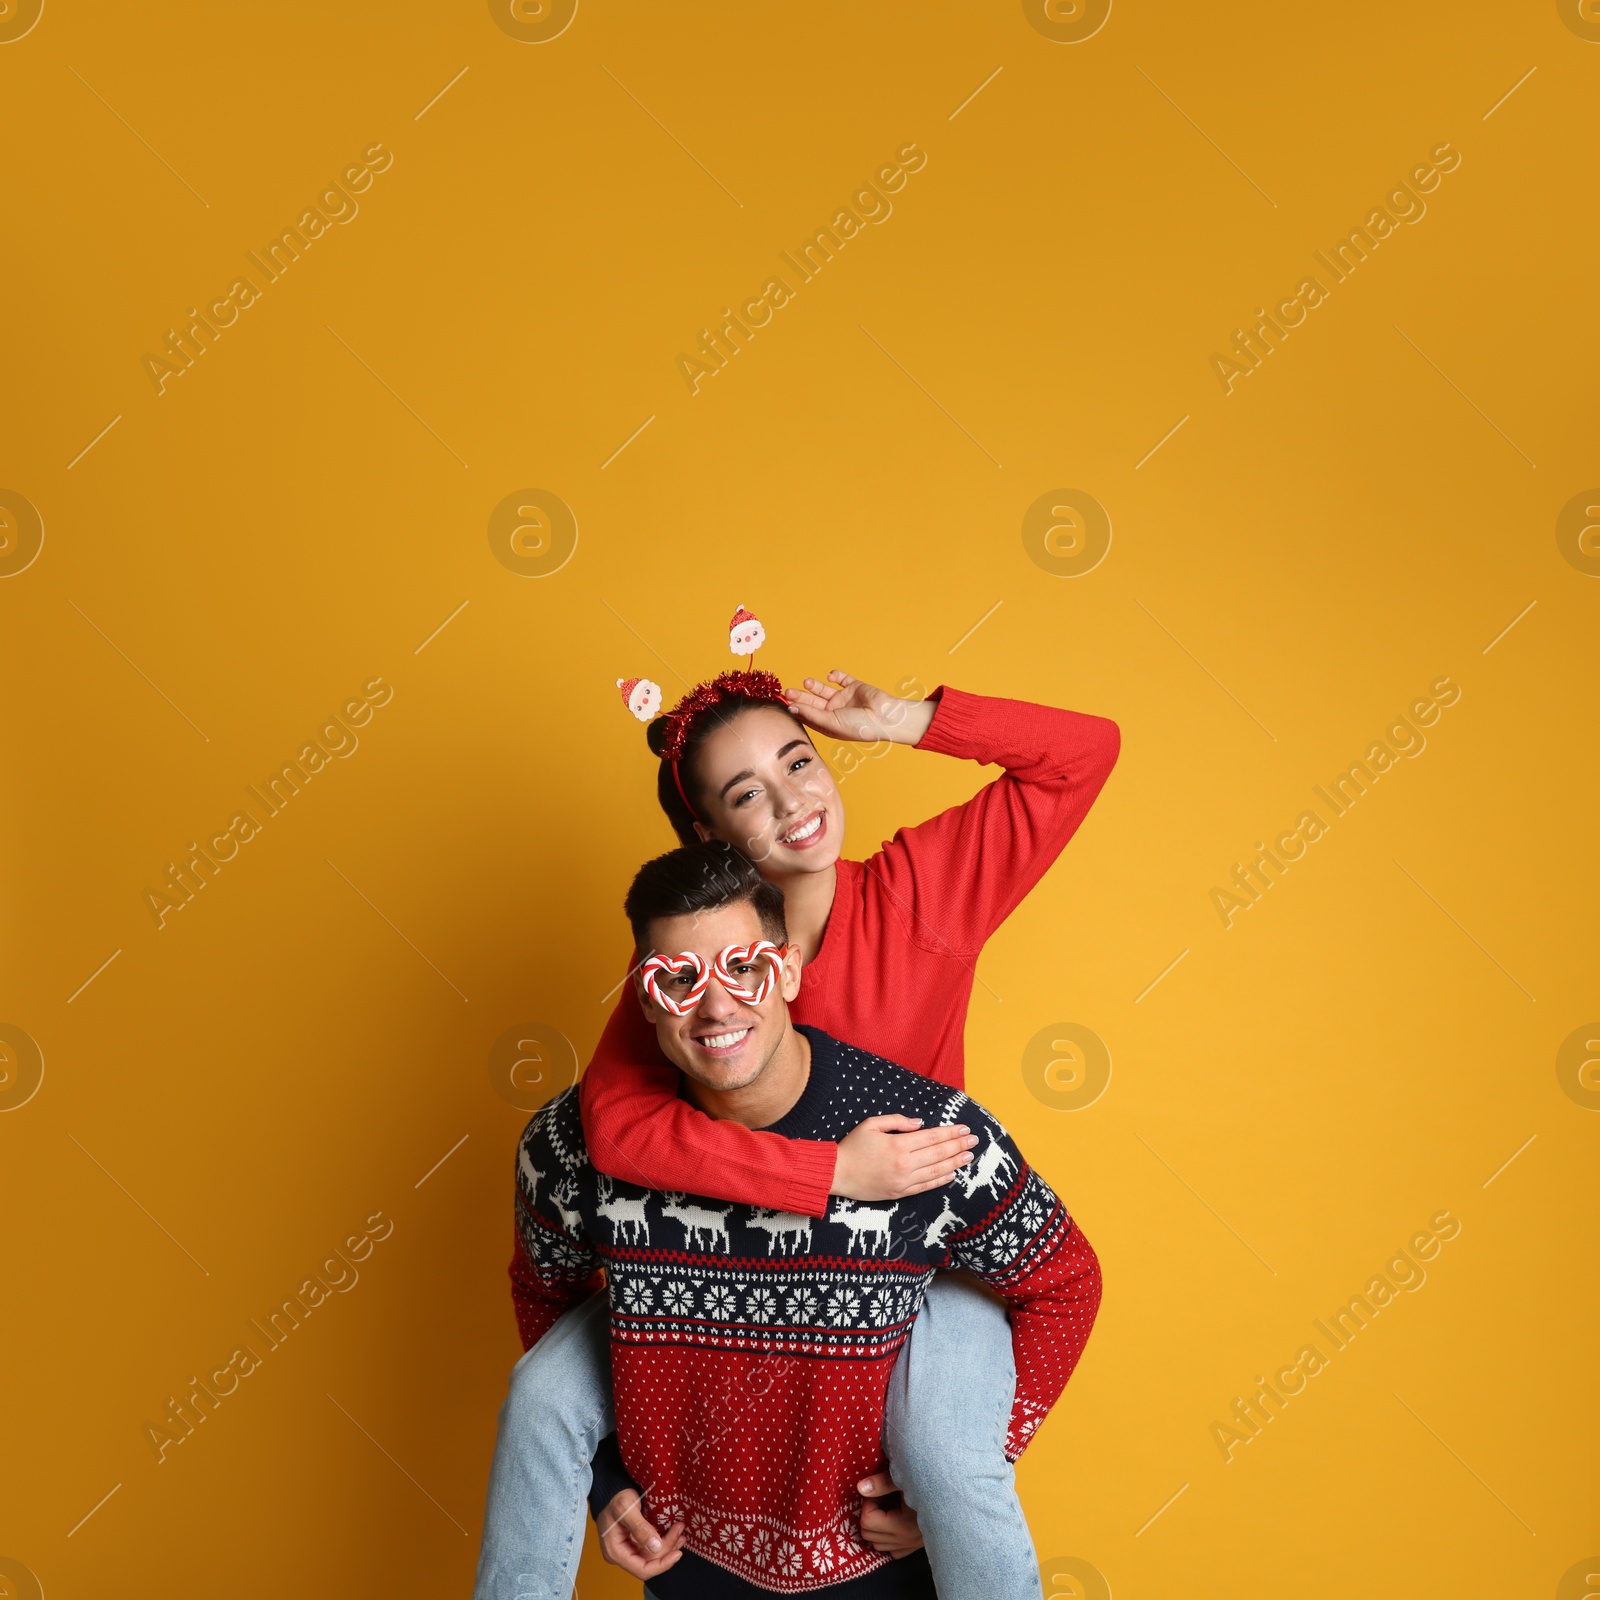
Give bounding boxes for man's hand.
[597,1489,685,1580]
[857,1471,926,1558]
[785,672,936,747]
[833,1116,976,1202]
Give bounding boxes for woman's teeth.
[781,814,822,844]
[699,1028,751,1050]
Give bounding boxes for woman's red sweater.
[575,686,1121,1219]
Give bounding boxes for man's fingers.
[615,1498,665,1553]
[597,1488,680,1568]
[858,1506,920,1555]
[856,1471,897,1496]
[602,1517,686,1580]
[617,1497,656,1548]
[859,1499,926,1558]
[599,1523,648,1576]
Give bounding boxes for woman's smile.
[777,809,828,849]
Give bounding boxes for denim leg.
[472,1291,615,1600]
[884,1273,1042,1600]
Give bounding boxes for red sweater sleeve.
[869,686,1121,960]
[992,1220,1102,1459]
[509,1226,602,1351]
[578,988,840,1216]
[946,1145,1104,1458]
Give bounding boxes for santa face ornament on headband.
[640,940,788,1015]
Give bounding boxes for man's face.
[636,899,802,1094]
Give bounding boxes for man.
[505,843,1102,1596]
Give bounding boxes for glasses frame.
[639,939,789,1016]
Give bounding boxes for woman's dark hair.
[646,691,811,846]
[624,840,788,953]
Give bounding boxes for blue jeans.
[473,1274,1041,1600]
[473,1293,613,1600]
[884,1273,1041,1599]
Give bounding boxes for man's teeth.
[782,814,821,843]
[700,1028,750,1050]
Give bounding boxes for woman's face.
[688,707,845,879]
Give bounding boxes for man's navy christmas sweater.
[512,1026,1102,1596]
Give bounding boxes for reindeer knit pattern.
[512,1027,1102,1596]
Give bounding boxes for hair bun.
[645,715,671,757]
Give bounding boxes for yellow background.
[3,1,1596,1596]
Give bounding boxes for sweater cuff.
[587,1432,641,1523]
[1004,1402,1047,1462]
[913,685,988,762]
[775,1137,841,1218]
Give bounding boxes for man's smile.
[692,1025,754,1056]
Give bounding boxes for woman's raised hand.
[784,671,936,746]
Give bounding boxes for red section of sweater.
[511,1045,1105,1592]
[572,687,1120,1222]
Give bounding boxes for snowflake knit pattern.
[512,1026,1103,1595]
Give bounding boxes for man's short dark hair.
[624,841,787,953]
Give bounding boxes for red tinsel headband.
[658,669,789,762]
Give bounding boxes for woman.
[475,669,1119,1600]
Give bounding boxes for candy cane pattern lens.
[713,941,786,1004]
[641,952,710,1015]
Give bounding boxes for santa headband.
[614,605,788,819]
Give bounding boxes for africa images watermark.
[675,142,928,394]
[141,142,394,395]
[1209,1209,1461,1461]
[1209,142,1462,395]
[142,676,393,928]
[1209,675,1461,928]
